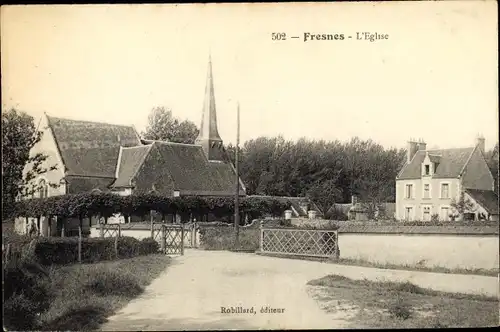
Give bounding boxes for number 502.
[271,33,287,41]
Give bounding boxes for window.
[424,164,430,175]
[423,184,430,199]
[422,206,431,221]
[441,183,449,198]
[405,207,413,221]
[405,184,413,199]
[440,207,450,221]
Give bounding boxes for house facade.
[16,56,246,235]
[395,137,498,221]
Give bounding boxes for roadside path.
[101,250,499,330]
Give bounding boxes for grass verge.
[256,252,498,277]
[307,274,499,328]
[38,254,171,331]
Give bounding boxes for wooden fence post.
[114,233,119,259]
[161,224,166,253]
[150,221,154,239]
[78,226,82,264]
[335,230,340,260]
[61,218,65,238]
[191,223,195,247]
[47,215,52,237]
[259,221,264,253]
[5,243,11,265]
[181,226,184,255]
[100,222,104,238]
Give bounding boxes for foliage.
[3,256,53,331]
[84,270,143,297]
[13,192,291,221]
[199,227,259,251]
[142,106,199,144]
[484,142,499,193]
[1,108,59,219]
[26,236,158,266]
[449,192,476,221]
[226,136,405,205]
[388,296,413,320]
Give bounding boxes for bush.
[28,236,157,266]
[139,237,160,255]
[199,227,259,251]
[387,296,413,320]
[84,270,143,297]
[3,257,53,331]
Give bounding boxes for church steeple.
[195,54,225,161]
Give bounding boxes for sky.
[1,2,498,150]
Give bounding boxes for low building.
[16,56,246,236]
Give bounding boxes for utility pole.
[234,102,240,248]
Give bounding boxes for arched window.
[38,179,49,198]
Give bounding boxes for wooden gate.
[151,224,185,255]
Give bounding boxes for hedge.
[198,227,260,251]
[13,193,291,221]
[16,236,159,266]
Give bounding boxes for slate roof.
[397,147,475,180]
[151,142,244,195]
[47,116,141,177]
[465,189,499,215]
[46,116,245,196]
[65,176,115,194]
[113,145,152,188]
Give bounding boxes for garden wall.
[338,232,499,270]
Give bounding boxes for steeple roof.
[197,54,222,142]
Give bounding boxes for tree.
[142,106,199,144]
[485,143,499,193]
[306,177,342,216]
[2,109,58,220]
[449,192,476,221]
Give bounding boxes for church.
[25,56,246,200]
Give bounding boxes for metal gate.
[260,227,339,258]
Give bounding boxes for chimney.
[475,134,485,154]
[407,138,419,163]
[418,138,426,151]
[351,195,357,205]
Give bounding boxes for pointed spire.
[197,53,222,143]
[196,54,224,161]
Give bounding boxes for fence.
[260,227,339,258]
[99,222,201,255]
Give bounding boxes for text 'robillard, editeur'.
[220,306,286,315]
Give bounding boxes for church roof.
[113,145,153,188]
[47,116,141,178]
[196,54,222,143]
[113,141,244,196]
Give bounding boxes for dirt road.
[101,250,498,330]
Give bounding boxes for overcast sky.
[1,2,498,150]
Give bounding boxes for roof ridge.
[129,143,154,185]
[122,145,150,150]
[48,115,135,128]
[459,145,477,178]
[143,139,201,148]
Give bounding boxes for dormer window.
[424,164,430,175]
